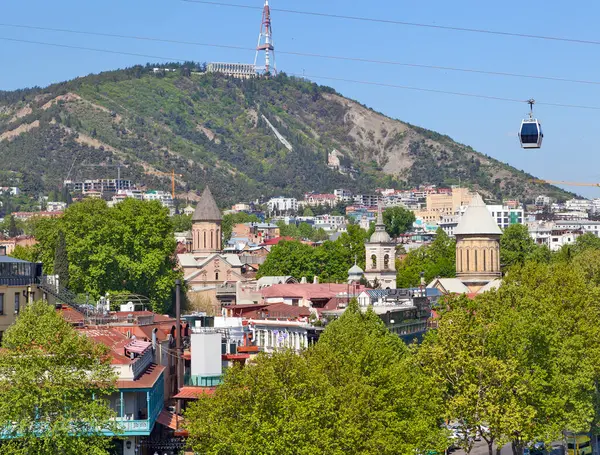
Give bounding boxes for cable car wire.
[181,0,600,47]
[3,36,600,111]
[1,23,600,87]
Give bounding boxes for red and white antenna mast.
[254,0,276,75]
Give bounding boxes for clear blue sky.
[1,0,599,197]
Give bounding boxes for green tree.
[336,224,369,269]
[396,229,455,287]
[298,222,313,240]
[420,261,600,455]
[185,299,446,454]
[0,301,119,454]
[302,206,314,217]
[9,244,39,262]
[383,206,415,238]
[53,230,69,289]
[7,215,21,237]
[499,224,536,269]
[256,240,316,280]
[171,213,192,232]
[32,198,180,313]
[222,212,260,242]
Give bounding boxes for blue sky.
[1,0,599,197]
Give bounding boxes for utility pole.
[175,279,182,429]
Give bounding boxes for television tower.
[254,0,277,75]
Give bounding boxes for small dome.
[370,228,391,243]
[348,264,364,275]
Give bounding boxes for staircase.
[37,276,87,315]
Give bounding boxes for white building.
[565,198,591,213]
[439,214,459,237]
[46,201,67,213]
[535,195,551,207]
[486,205,524,230]
[314,215,346,230]
[555,220,600,236]
[267,197,298,214]
[143,190,174,211]
[334,189,353,202]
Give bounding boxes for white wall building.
[314,215,346,230]
[565,198,591,213]
[334,189,353,202]
[267,197,298,214]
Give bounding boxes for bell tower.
[192,187,222,255]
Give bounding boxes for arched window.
[474,249,478,271]
[384,254,390,269]
[371,254,377,269]
[483,250,487,272]
[459,249,462,272]
[491,250,495,270]
[466,250,470,271]
[210,230,214,249]
[215,272,219,281]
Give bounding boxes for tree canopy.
[0,301,118,455]
[419,260,600,455]
[185,299,446,455]
[396,228,456,287]
[26,198,180,313]
[382,206,416,238]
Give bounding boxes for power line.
[289,73,600,111]
[3,35,600,111]
[181,0,600,47]
[1,23,600,86]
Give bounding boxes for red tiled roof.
[117,363,165,389]
[173,387,216,400]
[261,236,295,246]
[156,409,180,430]
[78,327,132,365]
[222,353,250,361]
[239,302,311,320]
[261,283,357,300]
[57,306,85,325]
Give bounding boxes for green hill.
[0,63,573,205]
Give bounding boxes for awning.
[125,339,152,354]
[173,387,216,400]
[156,409,180,430]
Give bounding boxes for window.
[474,250,478,271]
[14,293,19,315]
[466,250,470,271]
[384,254,390,269]
[0,294,4,315]
[371,254,377,269]
[483,250,487,272]
[215,272,219,281]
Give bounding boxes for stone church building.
[429,193,502,295]
[364,205,397,289]
[177,187,244,291]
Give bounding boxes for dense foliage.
[257,225,369,282]
[419,258,600,455]
[396,229,456,287]
[0,301,118,454]
[382,206,416,237]
[0,66,573,204]
[21,198,180,313]
[185,299,447,454]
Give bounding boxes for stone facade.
[455,235,501,283]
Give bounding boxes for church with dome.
[428,193,502,295]
[363,205,397,289]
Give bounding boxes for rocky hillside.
[0,63,573,205]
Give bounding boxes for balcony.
[184,373,223,387]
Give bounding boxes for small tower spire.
[254,0,277,75]
[376,201,384,228]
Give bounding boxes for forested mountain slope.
[0,64,572,205]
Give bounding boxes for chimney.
[301,277,307,284]
[313,276,319,284]
[152,328,158,350]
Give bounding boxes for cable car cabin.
[519,119,543,149]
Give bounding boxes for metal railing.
[37,276,87,314]
[184,373,223,387]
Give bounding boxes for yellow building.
[426,188,473,215]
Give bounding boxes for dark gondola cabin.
[519,119,543,149]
